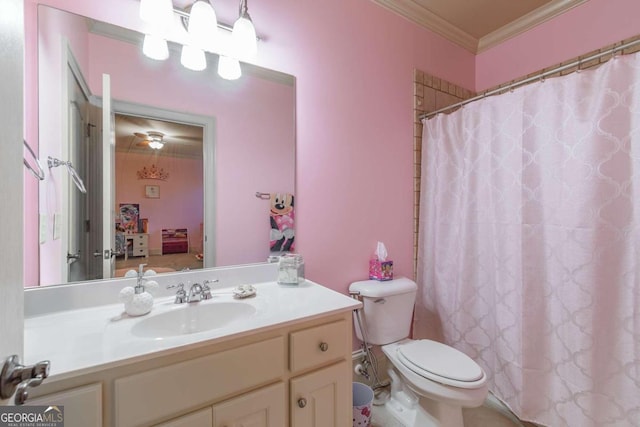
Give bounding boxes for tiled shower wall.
[413,36,640,275]
[413,71,475,276]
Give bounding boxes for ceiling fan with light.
[134,131,165,150]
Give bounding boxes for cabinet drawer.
[289,320,348,373]
[115,336,285,427]
[154,408,212,427]
[133,235,147,244]
[133,248,147,256]
[28,383,102,427]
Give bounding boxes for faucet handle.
[167,283,186,304]
[202,279,218,300]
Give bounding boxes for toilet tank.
[349,277,417,345]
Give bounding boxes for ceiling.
[371,0,588,53]
[115,114,203,159]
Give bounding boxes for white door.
[86,100,104,280]
[66,71,89,282]
[0,0,25,404]
[101,74,115,279]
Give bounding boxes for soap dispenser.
[119,264,158,316]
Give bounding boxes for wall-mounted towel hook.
[23,140,45,181]
[255,192,270,200]
[47,156,87,194]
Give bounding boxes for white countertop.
[24,280,361,380]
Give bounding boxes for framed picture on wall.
[145,185,160,198]
[119,203,139,233]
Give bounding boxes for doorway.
[113,112,207,275]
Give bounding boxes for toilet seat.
[396,340,486,389]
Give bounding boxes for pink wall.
[476,0,640,91]
[116,152,203,253]
[25,0,640,295]
[25,0,476,292]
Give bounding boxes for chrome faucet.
[168,279,219,304]
[135,263,147,294]
[187,283,204,303]
[167,283,187,304]
[201,279,218,300]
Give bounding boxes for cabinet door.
[290,361,350,427]
[213,382,285,427]
[154,408,212,427]
[27,383,102,427]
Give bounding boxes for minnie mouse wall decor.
[270,193,295,253]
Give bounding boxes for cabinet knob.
[319,342,329,352]
[297,397,307,408]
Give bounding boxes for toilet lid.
[398,340,483,384]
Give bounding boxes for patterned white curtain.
[415,53,640,427]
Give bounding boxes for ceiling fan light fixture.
[148,140,165,150]
[146,131,165,150]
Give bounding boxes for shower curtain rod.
[420,38,640,121]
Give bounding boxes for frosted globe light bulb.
[140,0,174,29]
[188,0,218,51]
[142,34,169,61]
[217,55,241,80]
[181,45,207,71]
[231,15,257,61]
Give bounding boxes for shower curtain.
[415,53,640,427]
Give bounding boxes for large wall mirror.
[25,4,296,287]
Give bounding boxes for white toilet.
[349,277,488,427]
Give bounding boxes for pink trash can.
[353,382,374,427]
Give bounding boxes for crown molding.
[371,0,478,53]
[371,0,588,54]
[477,0,590,53]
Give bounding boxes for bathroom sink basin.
[132,301,256,338]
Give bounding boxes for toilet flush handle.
[374,298,386,304]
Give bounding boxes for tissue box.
[369,257,393,281]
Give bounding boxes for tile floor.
[370,403,538,427]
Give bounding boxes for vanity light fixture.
[180,0,215,71]
[139,0,174,29]
[231,0,257,62]
[139,0,259,80]
[217,55,241,80]
[143,33,169,61]
[180,44,207,71]
[187,0,218,51]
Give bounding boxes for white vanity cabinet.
[290,361,349,427]
[154,408,212,427]
[289,320,351,427]
[212,382,286,426]
[26,311,353,427]
[27,383,102,427]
